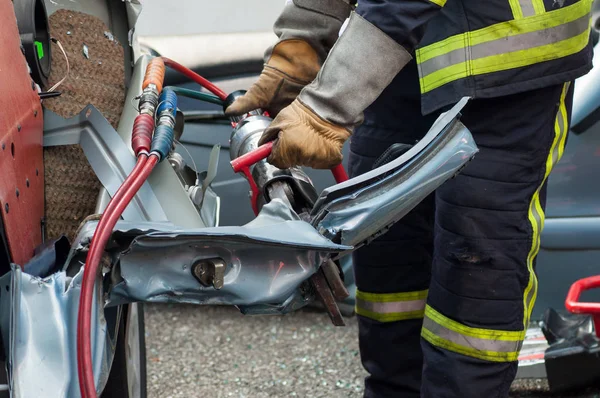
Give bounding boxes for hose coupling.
[150,87,178,161]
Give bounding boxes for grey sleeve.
[298,12,413,129]
[266,0,354,63]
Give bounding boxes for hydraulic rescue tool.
[226,90,351,325]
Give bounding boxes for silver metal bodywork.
[87,200,349,314]
[3,31,478,396]
[0,266,114,397]
[311,97,476,249]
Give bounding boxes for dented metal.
[0,265,114,398]
[310,97,478,250]
[73,200,352,314]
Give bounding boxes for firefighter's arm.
[258,1,445,170]
[225,0,354,117]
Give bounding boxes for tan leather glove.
[258,100,351,169]
[225,0,353,117]
[224,40,320,117]
[258,12,412,170]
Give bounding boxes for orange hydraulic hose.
[142,57,165,93]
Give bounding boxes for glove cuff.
[267,0,353,63]
[298,12,412,130]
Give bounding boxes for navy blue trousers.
[349,60,574,398]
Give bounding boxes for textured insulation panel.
[43,9,125,242]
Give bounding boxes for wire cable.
[161,57,228,100]
[48,38,69,92]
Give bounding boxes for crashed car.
[0,0,477,396]
[0,0,599,397]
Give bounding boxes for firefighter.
[226,0,595,396]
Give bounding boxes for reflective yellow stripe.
[416,0,592,93]
[424,305,525,341]
[509,0,525,19]
[429,0,447,7]
[510,0,546,19]
[419,13,589,78]
[421,305,524,362]
[421,328,520,362]
[417,0,592,63]
[419,22,590,93]
[356,290,428,302]
[532,0,546,14]
[522,82,571,328]
[355,289,427,322]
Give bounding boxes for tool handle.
[230,141,349,183]
[230,141,274,173]
[565,275,600,337]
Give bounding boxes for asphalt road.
[145,304,366,398]
[145,304,600,398]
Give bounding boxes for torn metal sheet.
[43,105,167,222]
[0,265,115,398]
[311,97,478,250]
[65,200,350,314]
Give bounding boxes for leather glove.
[259,12,413,169]
[225,0,353,118]
[224,40,320,117]
[258,99,351,169]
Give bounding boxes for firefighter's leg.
[421,82,574,398]
[348,60,439,398]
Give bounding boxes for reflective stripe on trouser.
[349,59,574,398]
[421,306,524,362]
[416,0,592,93]
[356,290,427,322]
[421,82,573,398]
[350,61,439,398]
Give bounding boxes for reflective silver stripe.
[356,297,426,314]
[520,0,536,17]
[419,14,590,78]
[422,317,522,353]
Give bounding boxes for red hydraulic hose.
[77,154,159,398]
[161,57,228,101]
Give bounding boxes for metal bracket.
[192,258,226,290]
[42,105,168,222]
